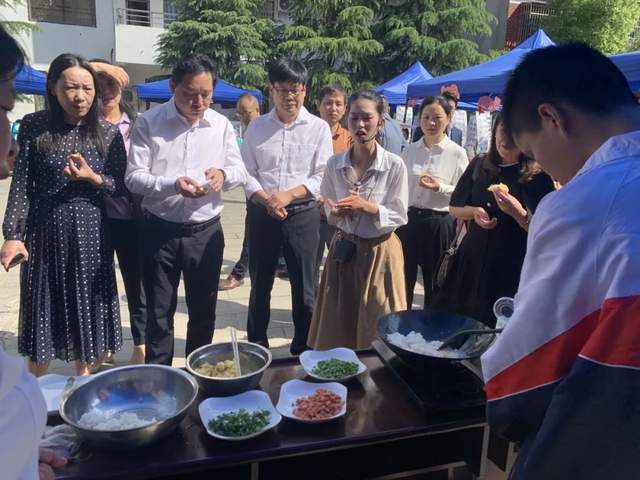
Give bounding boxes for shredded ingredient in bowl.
[311,358,359,379]
[78,410,158,431]
[208,409,270,437]
[194,359,238,378]
[387,331,457,358]
[292,389,344,420]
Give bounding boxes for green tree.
[377,0,496,77]
[1,0,37,36]
[156,0,274,89]
[279,1,384,100]
[284,0,496,98]
[545,0,640,53]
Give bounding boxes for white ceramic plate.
[299,348,367,382]
[199,390,281,441]
[276,379,347,424]
[38,374,91,415]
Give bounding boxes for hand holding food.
[175,176,207,198]
[493,189,527,222]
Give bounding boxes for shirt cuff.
[302,180,321,200]
[243,176,263,199]
[155,177,177,195]
[375,205,391,229]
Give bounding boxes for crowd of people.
[3,19,640,480]
[0,39,557,375]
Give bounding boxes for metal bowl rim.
[185,341,273,382]
[59,364,199,432]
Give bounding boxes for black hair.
[441,91,459,106]
[41,53,106,155]
[317,84,347,103]
[89,58,137,135]
[268,58,308,85]
[0,24,25,81]
[347,90,385,116]
[477,113,541,184]
[171,53,217,86]
[503,43,637,138]
[419,95,453,118]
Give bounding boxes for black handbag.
[434,221,467,289]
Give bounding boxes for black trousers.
[314,218,336,290]
[142,214,224,365]
[229,201,286,281]
[396,208,454,309]
[108,218,147,346]
[247,201,320,354]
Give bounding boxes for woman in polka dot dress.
[0,53,127,376]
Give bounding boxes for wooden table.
[55,352,490,480]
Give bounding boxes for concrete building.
[0,0,177,119]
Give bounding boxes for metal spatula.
[437,328,503,351]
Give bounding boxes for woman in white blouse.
[398,96,468,308]
[308,90,409,350]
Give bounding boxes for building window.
[126,0,150,26]
[28,0,96,27]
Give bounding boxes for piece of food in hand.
[487,183,509,194]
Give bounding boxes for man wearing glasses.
[242,58,333,355]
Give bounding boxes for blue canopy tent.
[610,50,640,92]
[136,78,263,104]
[407,30,556,101]
[14,65,47,95]
[375,61,433,105]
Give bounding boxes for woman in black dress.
[0,54,127,376]
[434,114,555,327]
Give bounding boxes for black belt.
[408,207,449,217]
[146,213,220,234]
[286,199,316,212]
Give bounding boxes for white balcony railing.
[115,7,178,29]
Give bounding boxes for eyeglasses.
[273,87,304,98]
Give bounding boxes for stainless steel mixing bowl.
[60,364,198,450]
[186,341,272,396]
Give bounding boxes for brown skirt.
[308,231,407,350]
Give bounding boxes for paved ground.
[0,182,425,374]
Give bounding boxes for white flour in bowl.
[78,410,158,431]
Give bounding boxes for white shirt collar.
[267,106,312,127]
[576,130,640,177]
[335,143,391,173]
[166,97,213,128]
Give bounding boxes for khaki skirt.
[308,231,407,350]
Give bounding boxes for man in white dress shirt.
[242,58,333,355]
[126,54,248,365]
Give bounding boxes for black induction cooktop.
[372,340,487,415]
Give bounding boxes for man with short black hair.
[482,43,640,479]
[242,58,333,355]
[126,53,248,365]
